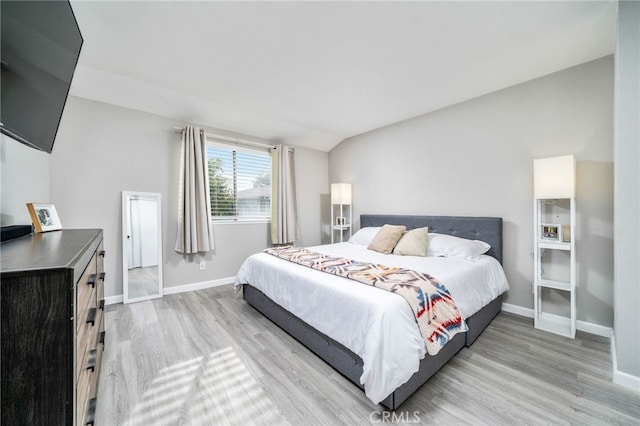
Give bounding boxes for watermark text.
[369,410,421,423]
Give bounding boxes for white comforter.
[234,242,509,405]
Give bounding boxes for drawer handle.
[86,308,97,326]
[99,331,106,345]
[99,299,105,311]
[99,250,105,258]
[99,272,106,281]
[87,274,97,288]
[87,349,97,372]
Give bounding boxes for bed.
[235,214,509,410]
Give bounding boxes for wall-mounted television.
[1,1,83,153]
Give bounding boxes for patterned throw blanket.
[264,246,468,355]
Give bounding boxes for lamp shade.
[331,183,352,205]
[533,155,575,198]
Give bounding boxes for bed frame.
[242,214,504,410]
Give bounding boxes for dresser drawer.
[76,354,92,426]
[75,250,98,384]
[97,242,105,275]
[76,254,98,335]
[94,305,104,341]
[78,343,101,424]
[76,243,105,424]
[76,314,99,383]
[97,243,105,306]
[90,342,104,399]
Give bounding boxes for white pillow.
[427,233,491,261]
[348,227,382,246]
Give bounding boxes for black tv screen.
[1,1,83,153]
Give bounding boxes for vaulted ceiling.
[69,1,616,151]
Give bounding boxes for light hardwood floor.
[96,285,640,425]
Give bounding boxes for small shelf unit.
[533,197,577,338]
[330,183,352,243]
[532,155,577,339]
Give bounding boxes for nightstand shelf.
[537,241,571,251]
[536,312,574,337]
[536,278,572,292]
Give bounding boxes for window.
[207,142,271,220]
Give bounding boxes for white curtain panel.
[271,145,298,245]
[174,126,215,254]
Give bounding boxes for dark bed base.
[243,284,502,410]
[242,214,505,410]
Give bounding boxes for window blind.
[207,143,271,220]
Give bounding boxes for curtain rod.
[173,126,276,150]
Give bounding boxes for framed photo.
[26,203,63,233]
[541,223,561,242]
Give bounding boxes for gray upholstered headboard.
[360,214,503,264]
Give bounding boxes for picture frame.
[26,203,63,233]
[540,223,561,242]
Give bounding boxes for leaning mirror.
[122,191,163,303]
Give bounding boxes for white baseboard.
[105,295,123,306]
[501,302,534,318]
[611,332,640,393]
[163,276,234,295]
[105,276,235,305]
[500,303,612,338]
[576,319,613,338]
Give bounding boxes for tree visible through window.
[208,143,271,220]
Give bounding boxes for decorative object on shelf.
[26,203,62,233]
[330,183,352,243]
[533,154,576,338]
[540,223,561,241]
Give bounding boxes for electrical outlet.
[199,261,206,271]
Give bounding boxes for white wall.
[329,56,614,328]
[49,96,328,298]
[613,0,640,385]
[0,134,50,226]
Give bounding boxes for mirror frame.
[122,191,164,304]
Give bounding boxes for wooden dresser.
[1,229,106,425]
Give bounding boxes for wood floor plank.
[96,285,640,425]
